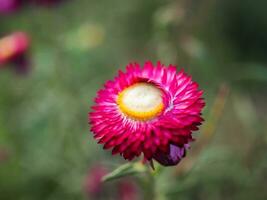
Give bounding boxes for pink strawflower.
[0,0,21,14]
[89,61,205,166]
[84,165,108,198]
[0,32,30,74]
[0,0,64,14]
[0,32,29,64]
[118,180,139,200]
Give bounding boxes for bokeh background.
[1,0,267,199]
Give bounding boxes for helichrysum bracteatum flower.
[0,32,30,73]
[0,0,22,14]
[89,61,205,166]
[0,0,64,14]
[84,165,108,198]
[0,32,29,64]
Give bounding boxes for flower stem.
[142,166,156,200]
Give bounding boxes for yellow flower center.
[117,82,164,121]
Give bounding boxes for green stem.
[142,167,156,200]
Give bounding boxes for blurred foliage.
[0,0,267,199]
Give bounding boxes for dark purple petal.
[153,144,186,166]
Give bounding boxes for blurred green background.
[1,0,267,199]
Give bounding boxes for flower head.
[0,0,64,14]
[89,61,205,166]
[118,180,139,200]
[84,165,108,198]
[0,32,30,74]
[0,0,21,14]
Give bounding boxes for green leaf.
[102,162,146,182]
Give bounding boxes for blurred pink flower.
[83,164,141,199]
[0,0,65,14]
[0,32,29,64]
[83,165,108,198]
[0,0,21,14]
[118,180,138,200]
[0,32,31,74]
